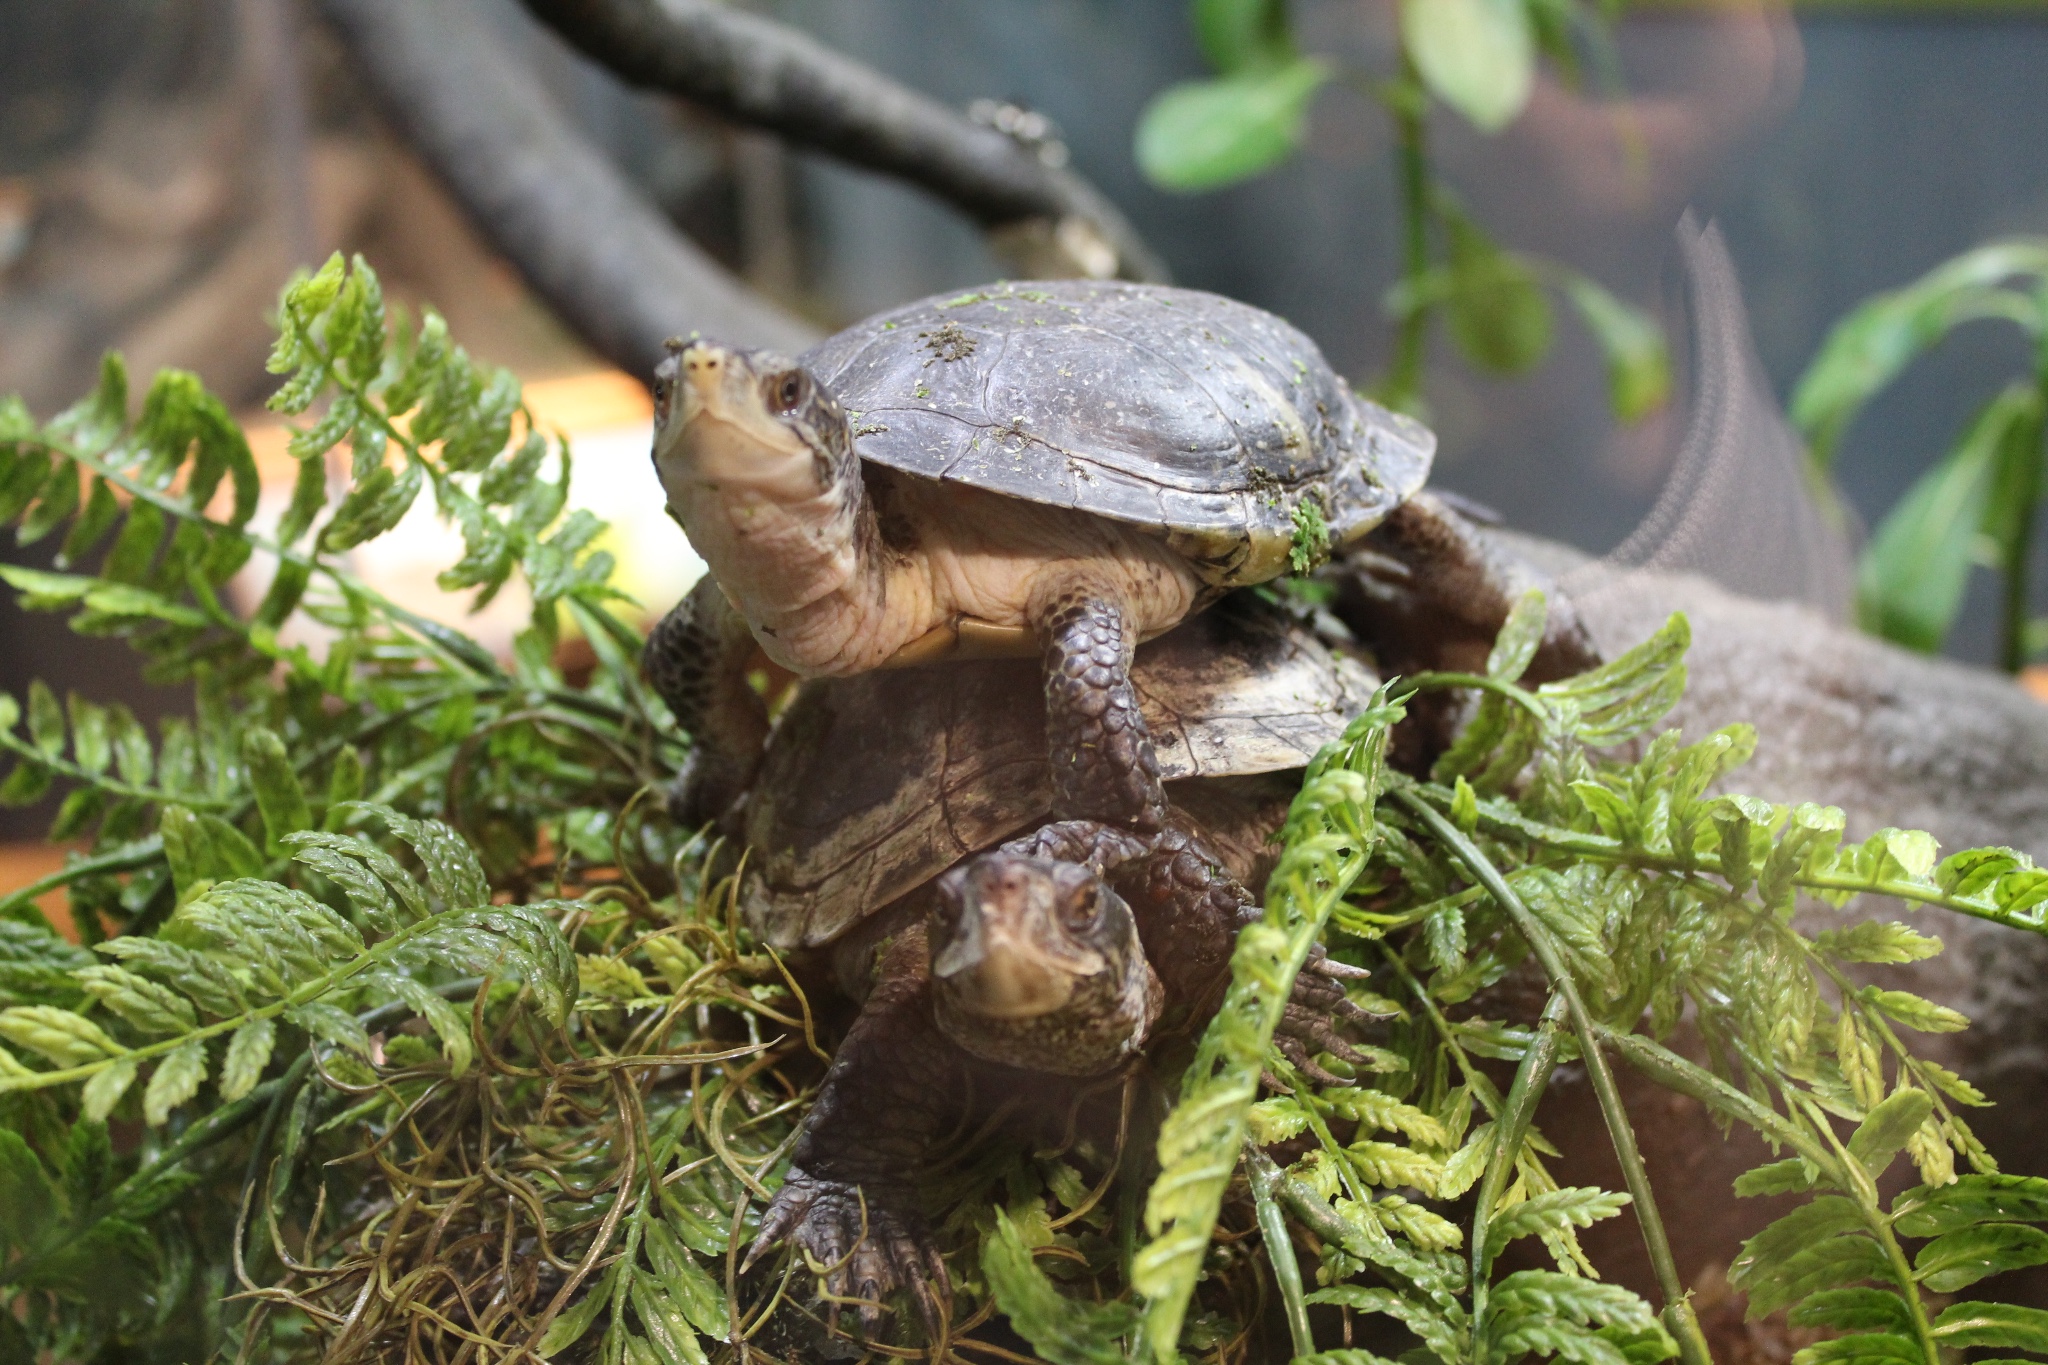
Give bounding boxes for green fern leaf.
[1486,1187,1633,1256]
[219,1018,275,1101]
[0,1128,58,1252]
[1848,1088,1935,1179]
[1915,1222,2048,1292]
[1814,922,1943,964]
[1734,1158,1819,1198]
[1930,1300,2048,1352]
[1304,1285,1463,1362]
[94,937,244,1019]
[1789,1288,1916,1334]
[1862,988,1969,1034]
[142,1038,206,1126]
[79,1056,136,1121]
[72,965,196,1037]
[0,1005,126,1067]
[1893,1174,2048,1237]
[1788,1333,1922,1365]
[984,1207,1137,1365]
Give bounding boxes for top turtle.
[798,280,1432,583]
[647,279,1438,833]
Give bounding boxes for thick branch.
[517,0,1168,284]
[316,0,820,381]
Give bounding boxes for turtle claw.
[747,1167,949,1341]
[1275,1032,1355,1088]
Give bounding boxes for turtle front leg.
[644,575,770,829]
[1035,588,1167,831]
[745,926,957,1339]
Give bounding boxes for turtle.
[689,592,1392,1337]
[644,278,1575,842]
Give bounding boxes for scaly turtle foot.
[746,1168,951,1339]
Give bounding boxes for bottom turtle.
[690,593,1388,1336]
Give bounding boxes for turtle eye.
[768,371,807,414]
[1061,887,1103,934]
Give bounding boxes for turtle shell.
[739,594,1379,950]
[801,280,1434,585]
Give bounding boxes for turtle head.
[650,341,874,659]
[928,852,1161,1076]
[652,341,851,503]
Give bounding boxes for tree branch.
[315,0,821,382]
[516,0,1169,285]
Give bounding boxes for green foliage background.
[0,261,2047,1365]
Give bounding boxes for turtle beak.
[675,341,739,429]
[931,857,1095,1020]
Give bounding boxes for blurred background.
[5,0,2048,846]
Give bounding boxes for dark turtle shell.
[801,280,1434,584]
[739,594,1379,950]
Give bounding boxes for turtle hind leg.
[1038,589,1167,831]
[1335,489,1601,683]
[644,575,769,829]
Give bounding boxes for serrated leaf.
[143,1037,207,1125]
[345,804,489,909]
[95,937,244,1018]
[641,1218,728,1338]
[1348,1139,1443,1191]
[1930,1301,2048,1352]
[0,1004,125,1066]
[219,1018,276,1101]
[630,1277,710,1365]
[1735,1158,1818,1198]
[1815,921,1944,964]
[1247,1096,1310,1144]
[80,1056,136,1121]
[1789,1288,1916,1334]
[382,976,474,1077]
[1915,1222,2048,1293]
[984,1207,1137,1365]
[27,680,63,759]
[1322,1087,1447,1145]
[74,964,196,1036]
[1863,988,1968,1034]
[1790,1333,1922,1365]
[1304,1285,1461,1362]
[1487,1187,1632,1256]
[1894,1174,2048,1237]
[241,726,312,852]
[535,1263,617,1357]
[0,1128,58,1251]
[288,1001,372,1058]
[1849,1088,1934,1179]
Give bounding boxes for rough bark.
[316,0,820,381]
[516,0,1168,283]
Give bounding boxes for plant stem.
[1383,67,1432,413]
[1393,789,1714,1365]
[1470,993,1568,1336]
[1249,1149,1314,1359]
[1407,780,2048,940]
